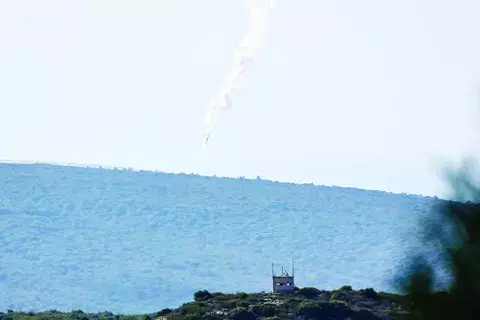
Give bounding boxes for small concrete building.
[272,261,295,294]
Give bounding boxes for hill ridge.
[0,161,432,199]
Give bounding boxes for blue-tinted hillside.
[0,163,438,314]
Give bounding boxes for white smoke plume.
[202,0,276,146]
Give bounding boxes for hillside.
[0,163,441,314]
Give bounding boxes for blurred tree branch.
[396,159,480,319]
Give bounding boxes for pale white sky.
[1,0,480,197]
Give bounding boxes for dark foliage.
[360,288,379,300]
[339,285,353,292]
[194,290,213,302]
[229,308,256,320]
[157,309,173,316]
[395,161,480,319]
[295,287,322,299]
[250,304,275,317]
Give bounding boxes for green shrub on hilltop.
[339,285,353,292]
[156,308,172,316]
[235,293,248,300]
[298,301,355,319]
[282,298,301,310]
[179,302,211,316]
[250,304,275,317]
[222,299,239,309]
[230,308,256,320]
[244,295,259,303]
[360,288,379,300]
[329,299,348,306]
[329,290,347,301]
[211,293,229,301]
[297,301,322,316]
[296,287,322,299]
[193,290,212,302]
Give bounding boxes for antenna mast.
[292,259,295,276]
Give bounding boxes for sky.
[1,0,480,197]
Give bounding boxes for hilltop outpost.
[272,261,295,294]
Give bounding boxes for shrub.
[236,301,250,308]
[194,290,212,302]
[212,293,230,301]
[183,314,204,320]
[230,308,256,320]
[245,295,260,303]
[283,298,301,309]
[361,288,379,300]
[298,301,354,320]
[156,308,172,316]
[296,287,322,299]
[181,302,210,316]
[235,292,248,299]
[298,301,323,318]
[330,290,348,302]
[339,285,353,292]
[251,304,276,317]
[222,299,240,309]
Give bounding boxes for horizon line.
[0,158,439,199]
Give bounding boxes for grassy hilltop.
[0,286,418,320]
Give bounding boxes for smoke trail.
[202,0,276,146]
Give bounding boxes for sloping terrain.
[0,163,438,313]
